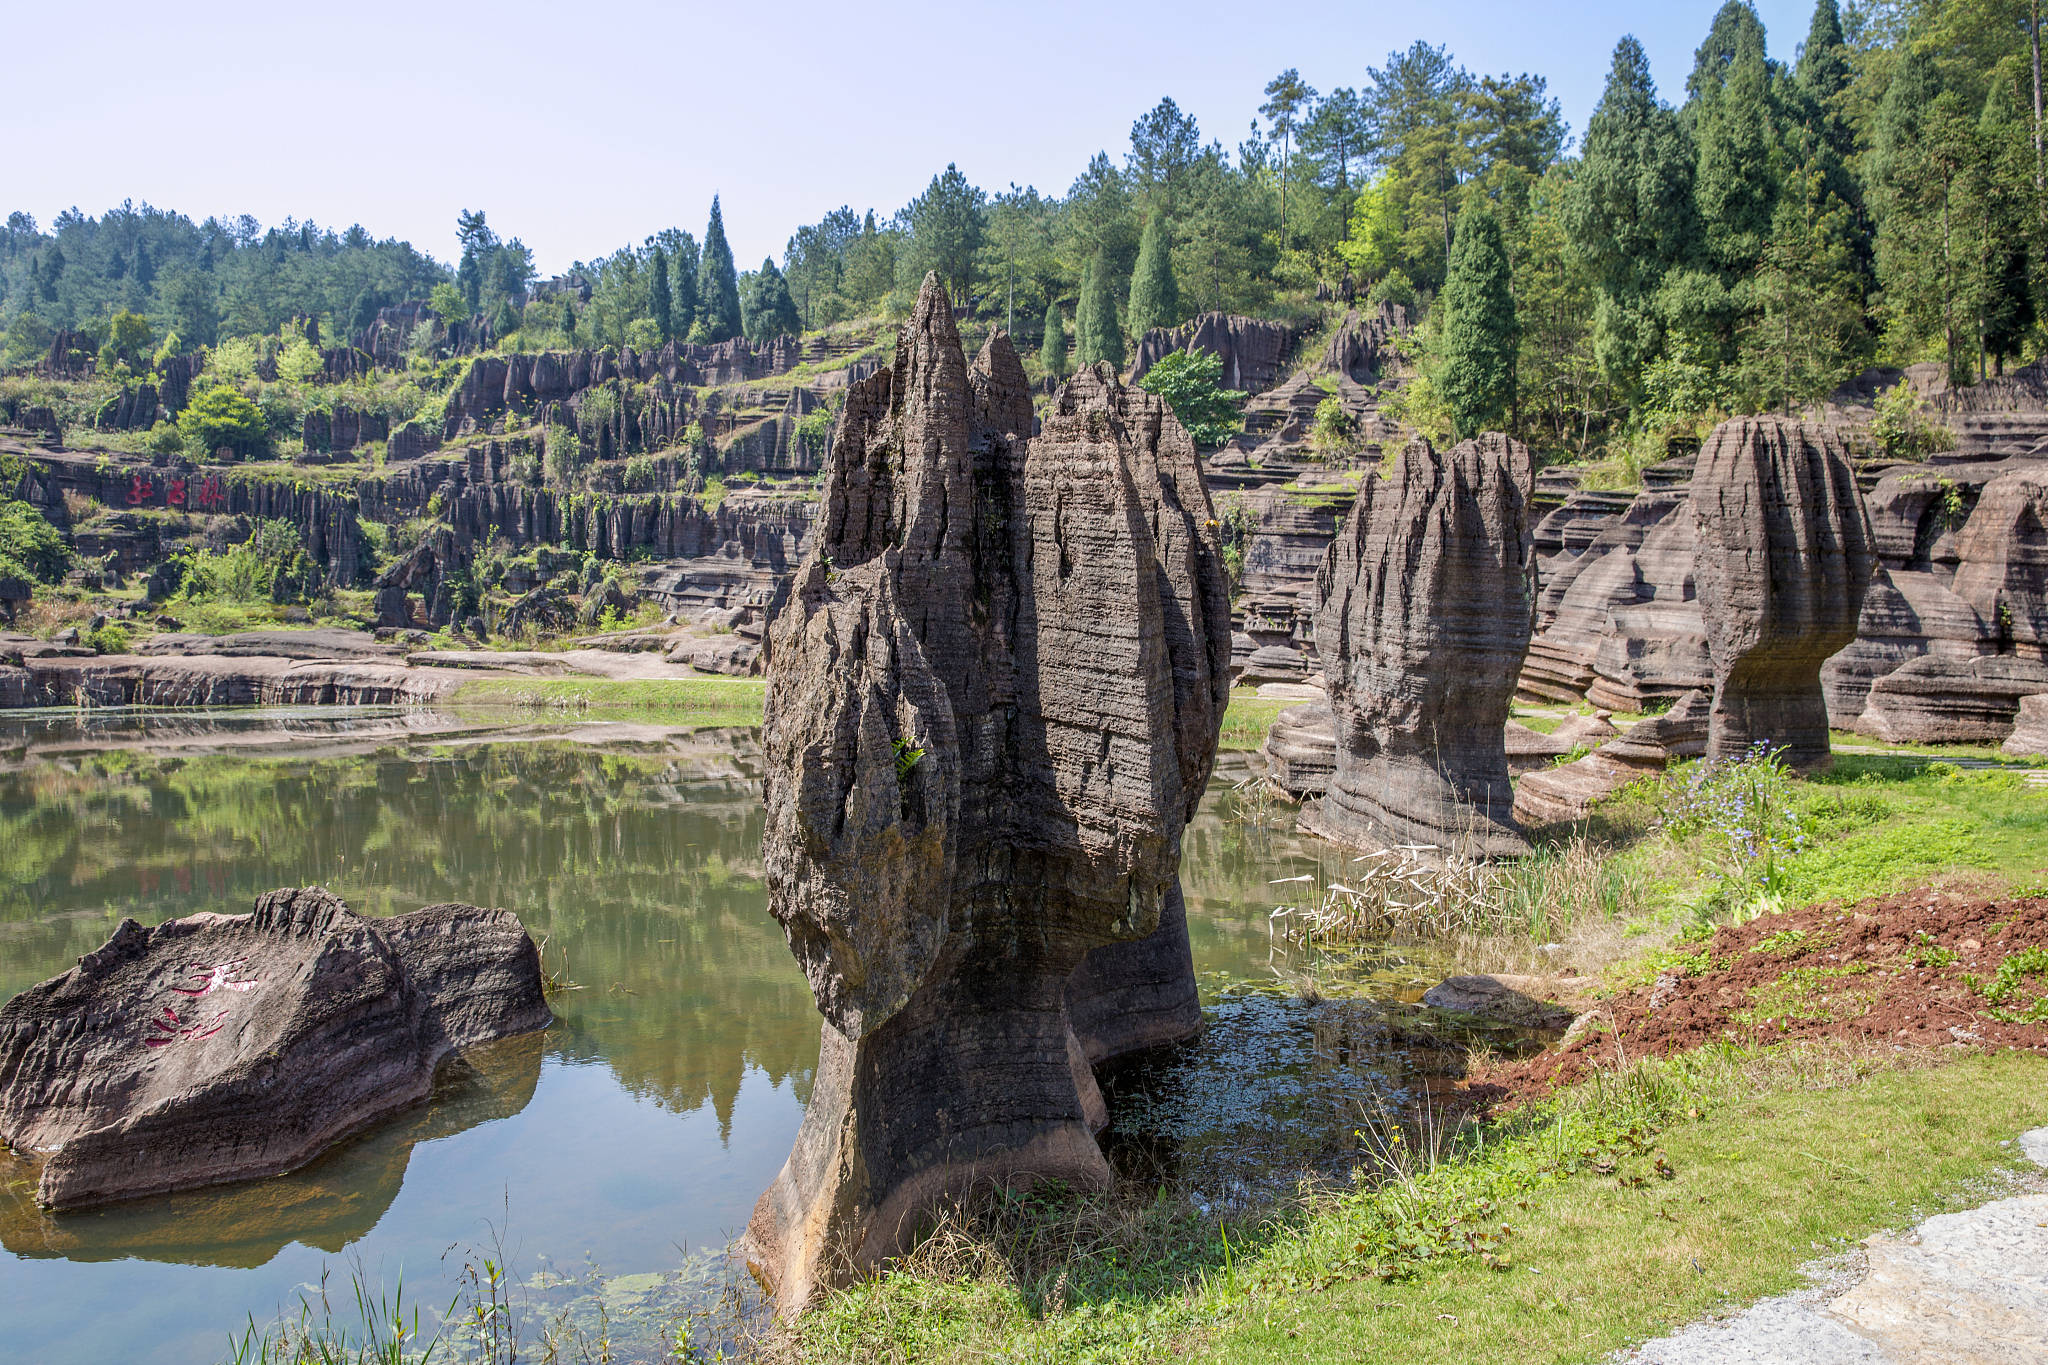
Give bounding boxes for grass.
[449,675,766,725]
[790,1047,2048,1365]
[1221,690,1292,752]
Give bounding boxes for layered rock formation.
[1513,691,1712,826]
[1689,418,1874,766]
[1303,433,1536,858]
[746,277,1230,1311]
[1127,312,1296,393]
[0,888,549,1209]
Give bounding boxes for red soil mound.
[1479,891,2048,1102]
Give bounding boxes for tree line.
[4,0,2043,462]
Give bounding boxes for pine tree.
[1740,162,1871,412]
[1074,258,1095,367]
[1694,32,1780,278]
[742,258,802,342]
[1077,252,1124,369]
[670,233,700,341]
[1041,300,1067,380]
[1125,215,1181,342]
[1872,51,1982,382]
[694,198,743,344]
[649,245,672,343]
[1438,204,1519,438]
[1566,37,1700,404]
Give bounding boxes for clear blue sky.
[6,0,1822,275]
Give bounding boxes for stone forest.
[2,3,2048,1363]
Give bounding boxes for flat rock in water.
[0,887,548,1209]
[1421,974,1582,1029]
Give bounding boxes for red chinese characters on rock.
[142,958,259,1050]
[166,476,187,508]
[125,473,156,507]
[145,1005,227,1048]
[190,474,227,511]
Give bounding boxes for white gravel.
[1616,1127,2048,1365]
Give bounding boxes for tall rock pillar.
[1690,417,1874,767]
[746,276,1230,1312]
[1303,433,1536,859]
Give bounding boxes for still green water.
[0,708,1446,1364]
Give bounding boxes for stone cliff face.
[746,276,1230,1312]
[1690,418,1875,766]
[1304,433,1536,859]
[1127,312,1298,394]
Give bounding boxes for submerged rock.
[1302,433,1537,859]
[0,888,549,1209]
[746,276,1230,1311]
[1689,418,1875,767]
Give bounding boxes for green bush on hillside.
[1138,350,1246,450]
[177,385,270,460]
[0,498,70,583]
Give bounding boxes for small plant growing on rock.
[892,737,925,782]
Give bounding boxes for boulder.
[746,278,1230,1312]
[0,888,548,1209]
[1512,690,1711,827]
[1302,433,1536,859]
[1859,653,2048,744]
[1820,568,1992,726]
[2003,693,2048,757]
[1951,464,2048,650]
[1690,417,1875,767]
[1264,701,1337,796]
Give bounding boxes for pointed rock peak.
[908,272,960,349]
[971,329,1034,442]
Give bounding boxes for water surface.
[0,708,1451,1363]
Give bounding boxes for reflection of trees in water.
[0,738,817,1133]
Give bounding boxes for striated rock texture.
[0,888,548,1209]
[1302,433,1536,859]
[1126,312,1296,394]
[2004,693,2048,756]
[1513,691,1712,827]
[746,277,1230,1312]
[1690,418,1875,767]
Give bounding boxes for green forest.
[2,0,2042,462]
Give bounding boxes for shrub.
[276,337,324,385]
[0,498,70,583]
[1136,349,1246,449]
[1870,380,1957,460]
[1365,268,1419,316]
[82,620,133,654]
[1311,395,1357,458]
[178,385,270,460]
[1659,743,1807,920]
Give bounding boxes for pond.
[0,708,1466,1364]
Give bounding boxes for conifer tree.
[1041,299,1067,380]
[694,198,743,344]
[1078,251,1125,369]
[742,257,802,342]
[649,244,672,343]
[1694,32,1780,278]
[670,233,699,342]
[1438,203,1519,438]
[1074,258,1095,367]
[1125,215,1181,342]
[1566,37,1700,403]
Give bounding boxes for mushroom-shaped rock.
[0,888,548,1209]
[746,276,1230,1312]
[1689,418,1875,767]
[1301,433,1536,859]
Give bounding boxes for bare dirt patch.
[1474,890,2048,1103]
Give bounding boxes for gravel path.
[1618,1128,2048,1364]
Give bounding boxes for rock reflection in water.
[0,1034,543,1267]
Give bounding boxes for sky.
[5,0,1824,276]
